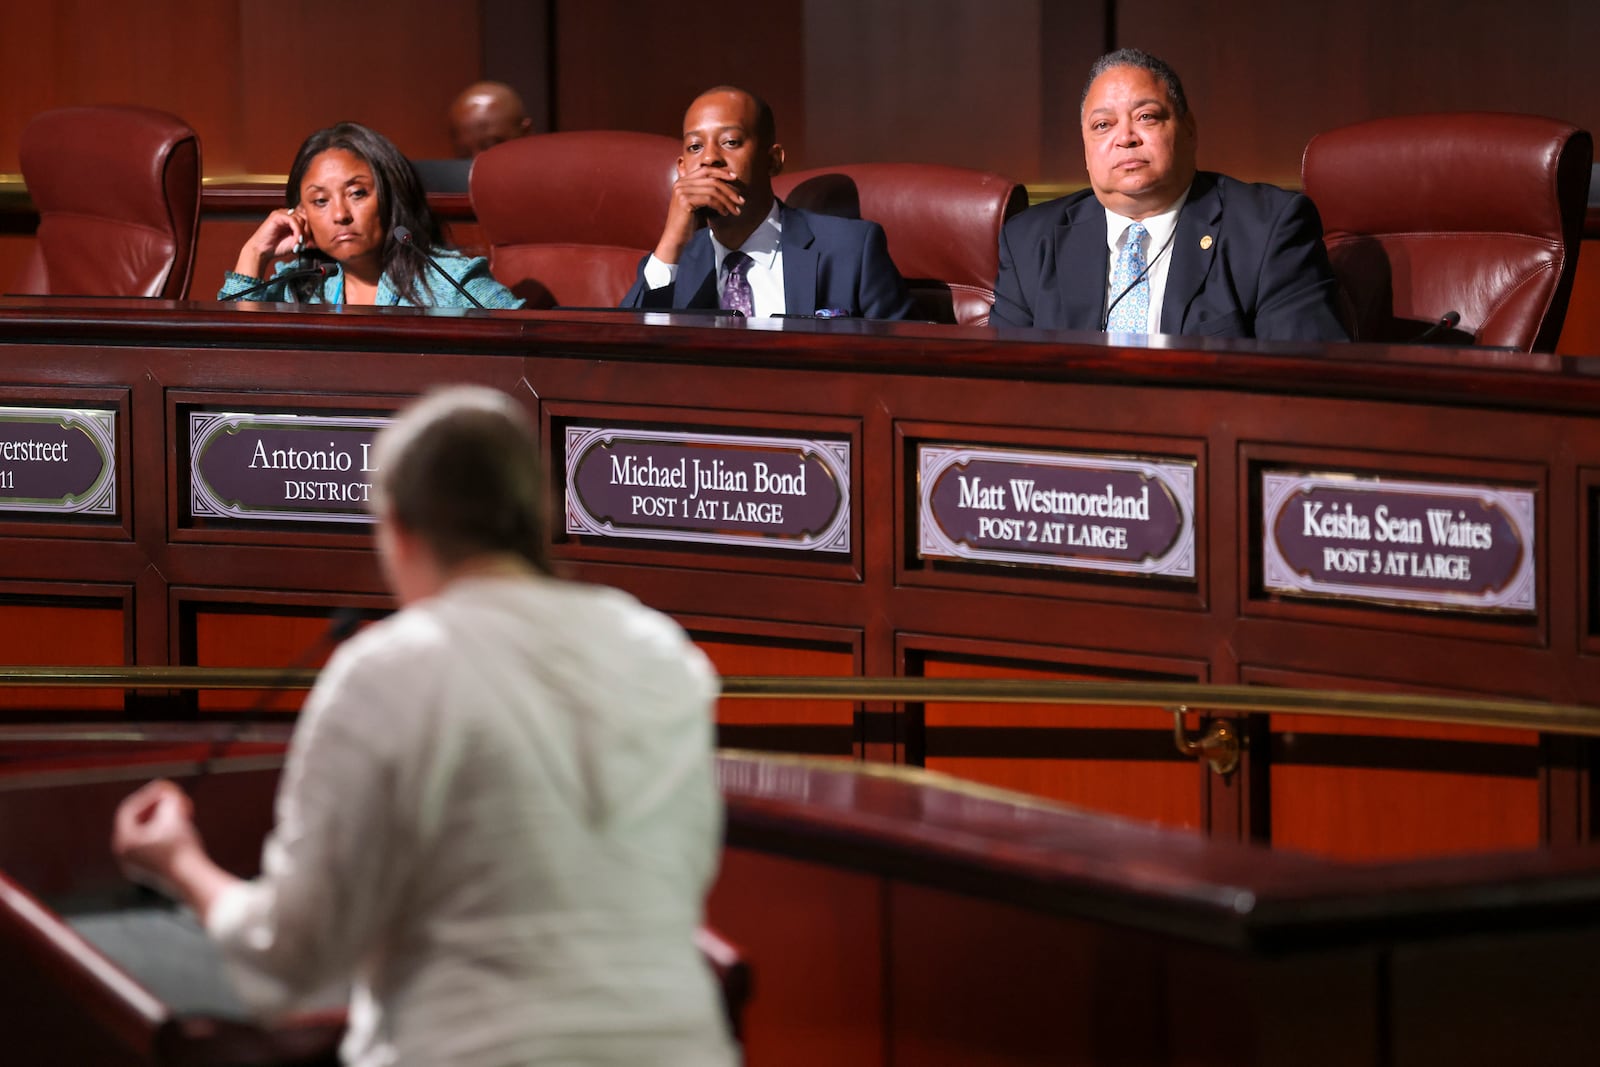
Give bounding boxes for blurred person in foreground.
[113,386,732,1066]
[220,122,521,308]
[450,80,534,158]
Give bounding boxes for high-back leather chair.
[13,106,202,300]
[1302,113,1592,352]
[470,131,681,308]
[774,163,1028,325]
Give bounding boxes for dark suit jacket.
[621,203,914,320]
[990,172,1348,342]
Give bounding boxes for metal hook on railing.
[1171,705,1240,776]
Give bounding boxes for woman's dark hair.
[284,122,446,304]
[372,386,550,574]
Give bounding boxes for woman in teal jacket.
[219,122,521,309]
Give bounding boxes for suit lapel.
[1054,196,1111,331]
[779,204,818,316]
[1161,174,1222,333]
[675,231,719,309]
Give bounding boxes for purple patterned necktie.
[721,250,754,317]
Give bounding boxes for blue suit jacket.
[621,204,914,320]
[991,172,1348,342]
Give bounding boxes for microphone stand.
[392,225,488,309]
[222,263,334,302]
[198,607,365,775]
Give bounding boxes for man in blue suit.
[621,86,913,320]
[991,50,1348,342]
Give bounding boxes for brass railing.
[1,666,1597,776]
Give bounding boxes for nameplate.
[1262,472,1536,613]
[189,412,391,524]
[917,444,1196,578]
[0,406,117,517]
[565,426,850,553]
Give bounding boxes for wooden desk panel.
[0,299,1597,859]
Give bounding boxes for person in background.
[991,48,1347,341]
[620,85,913,320]
[449,81,534,159]
[112,385,733,1066]
[219,122,521,308]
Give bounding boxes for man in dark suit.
[621,86,913,320]
[991,50,1347,342]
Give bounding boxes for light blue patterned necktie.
[1106,221,1150,333]
[721,250,754,317]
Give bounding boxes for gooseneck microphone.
[199,607,365,775]
[1413,310,1462,343]
[392,225,488,309]
[223,263,336,302]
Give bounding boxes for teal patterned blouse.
[218,250,523,309]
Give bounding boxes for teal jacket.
[218,250,523,309]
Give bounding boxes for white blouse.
[207,574,734,1066]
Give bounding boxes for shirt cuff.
[642,255,677,291]
[204,880,297,1016]
[218,271,264,300]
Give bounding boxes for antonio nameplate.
[1262,471,1536,613]
[918,444,1196,578]
[565,426,850,553]
[0,405,117,516]
[189,412,391,524]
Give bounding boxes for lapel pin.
[1200,235,1214,250]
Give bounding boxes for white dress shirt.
[1103,187,1190,334]
[206,573,734,1067]
[642,202,787,316]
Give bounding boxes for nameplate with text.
[189,412,392,524]
[0,406,117,516]
[1261,471,1536,613]
[917,444,1196,578]
[565,426,850,553]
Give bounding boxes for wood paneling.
[2,303,1600,859]
[1557,237,1600,357]
[1122,0,1600,187]
[0,598,126,713]
[916,655,1205,828]
[552,3,807,162]
[0,1,480,176]
[1249,667,1543,859]
[706,848,886,1066]
[802,0,1104,185]
[0,0,1595,192]
[0,1,239,172]
[188,607,349,713]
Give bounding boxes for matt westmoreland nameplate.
[565,426,850,553]
[0,405,117,516]
[917,444,1196,578]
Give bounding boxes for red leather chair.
[774,163,1028,325]
[13,106,202,299]
[1302,113,1592,352]
[470,131,681,308]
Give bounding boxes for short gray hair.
[372,385,549,573]
[1080,49,1189,118]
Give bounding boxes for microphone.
[199,607,365,774]
[392,225,488,309]
[1412,310,1462,343]
[223,263,335,302]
